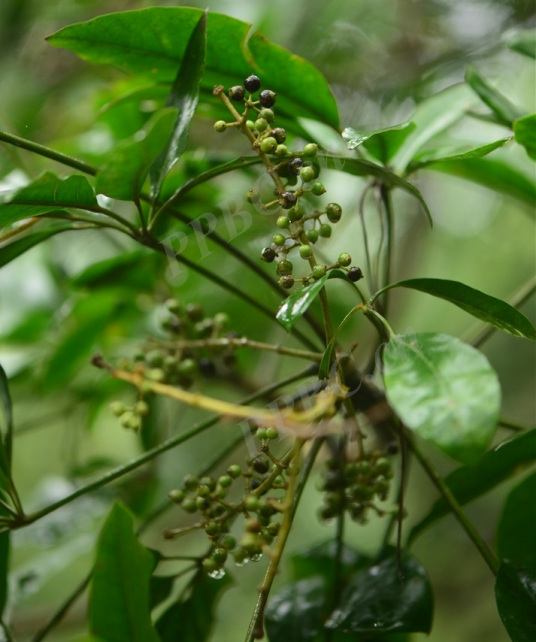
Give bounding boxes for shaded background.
[0,0,535,640]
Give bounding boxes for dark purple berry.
[244,74,261,92]
[259,90,276,107]
[229,85,245,102]
[271,128,286,143]
[278,191,297,209]
[252,457,270,474]
[288,158,304,175]
[348,266,363,282]
[261,247,277,263]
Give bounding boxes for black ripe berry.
[229,85,245,102]
[259,89,276,108]
[261,247,277,263]
[278,191,297,209]
[288,158,304,175]
[271,128,287,144]
[348,266,363,282]
[244,74,261,93]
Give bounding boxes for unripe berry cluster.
[318,448,396,523]
[213,75,363,290]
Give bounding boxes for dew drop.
[208,568,226,580]
[250,553,263,562]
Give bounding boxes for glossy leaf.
[514,113,536,160]
[155,570,232,642]
[495,560,536,642]
[0,172,99,228]
[149,11,206,200]
[277,274,329,332]
[389,83,476,173]
[372,278,536,340]
[95,108,177,201]
[408,137,511,170]
[409,428,536,542]
[342,122,416,164]
[0,225,81,268]
[429,157,536,211]
[465,66,523,127]
[383,333,501,463]
[89,502,159,642]
[46,8,339,130]
[497,471,536,574]
[325,553,433,635]
[505,29,536,59]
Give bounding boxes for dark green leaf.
[325,553,433,635]
[343,122,416,164]
[390,84,477,173]
[0,225,78,268]
[155,569,231,642]
[505,29,536,59]
[149,574,176,610]
[149,11,206,200]
[383,333,501,463]
[89,502,159,642]
[46,8,339,130]
[409,428,536,543]
[497,471,536,575]
[495,560,536,642]
[408,137,511,170]
[95,108,177,201]
[71,250,161,291]
[0,172,99,227]
[0,532,9,622]
[1,308,52,343]
[372,278,536,340]
[277,274,329,332]
[0,364,13,464]
[322,155,432,226]
[428,157,536,211]
[465,66,523,127]
[318,303,363,380]
[290,540,368,585]
[514,113,536,160]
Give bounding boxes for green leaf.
[276,274,329,332]
[325,552,433,635]
[465,66,523,128]
[0,225,79,268]
[409,428,536,542]
[155,570,232,642]
[495,560,536,642]
[89,502,159,642]
[149,11,206,200]
[505,29,536,59]
[389,83,477,173]
[46,8,339,130]
[290,540,368,585]
[372,278,536,340]
[71,251,161,291]
[342,122,416,164]
[514,113,536,160]
[383,333,501,463]
[318,303,363,380]
[0,364,13,465]
[408,137,511,170]
[428,157,536,211]
[0,532,9,623]
[0,173,99,228]
[497,471,536,575]
[95,107,177,201]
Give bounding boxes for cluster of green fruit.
[168,449,286,577]
[318,449,395,523]
[214,75,363,289]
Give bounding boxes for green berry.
[319,223,332,238]
[348,266,363,282]
[266,521,281,536]
[260,136,278,153]
[196,484,211,498]
[227,464,242,479]
[232,548,248,564]
[202,557,219,574]
[214,120,227,133]
[306,228,319,243]
[254,118,268,132]
[200,476,216,490]
[196,496,211,511]
[146,350,164,367]
[312,264,327,279]
[178,358,197,377]
[299,245,313,260]
[278,275,295,289]
[300,166,315,182]
[181,497,197,513]
[212,548,228,565]
[247,189,259,203]
[256,427,268,440]
[110,401,126,417]
[338,252,351,267]
[245,495,260,511]
[165,298,181,314]
[302,143,318,157]
[278,191,297,209]
[220,534,236,550]
[244,74,261,92]
[229,85,245,101]
[273,234,286,246]
[240,532,261,555]
[183,473,199,490]
[259,108,275,122]
[326,203,342,223]
[288,205,305,222]
[275,144,288,157]
[204,521,221,536]
[276,215,290,229]
[214,312,229,328]
[312,182,326,196]
[246,120,255,131]
[261,247,277,262]
[265,427,279,440]
[168,489,185,503]
[245,518,262,533]
[276,259,293,276]
[259,89,276,107]
[146,368,165,382]
[135,400,149,416]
